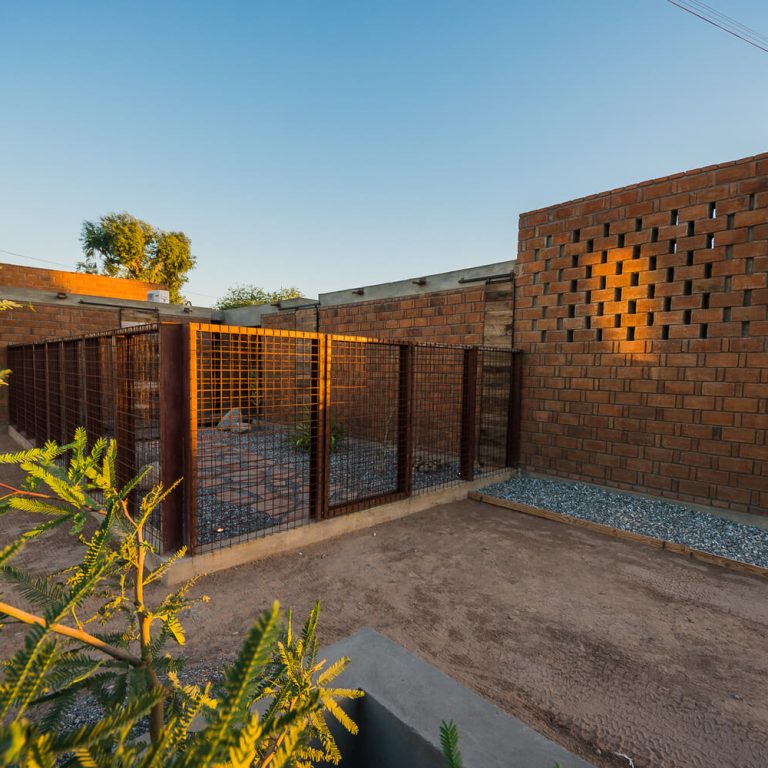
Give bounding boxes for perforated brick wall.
[516,152,768,514]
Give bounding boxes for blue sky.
[1,1,766,305]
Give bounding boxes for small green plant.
[291,414,345,453]
[0,430,361,765]
[440,720,463,768]
[440,720,563,768]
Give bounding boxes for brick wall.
[263,287,486,344]
[0,303,120,427]
[516,152,768,514]
[0,263,164,300]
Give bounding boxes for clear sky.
[1,1,766,306]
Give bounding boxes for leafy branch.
[0,429,361,766]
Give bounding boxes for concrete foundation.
[166,470,514,584]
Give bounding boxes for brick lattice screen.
[516,153,768,514]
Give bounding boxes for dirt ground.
[1,434,767,768]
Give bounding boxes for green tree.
[78,213,195,304]
[216,285,303,311]
[0,431,361,765]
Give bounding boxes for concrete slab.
[321,628,593,768]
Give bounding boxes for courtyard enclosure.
[7,323,521,553]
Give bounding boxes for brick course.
[0,263,163,300]
[262,288,487,345]
[1,304,120,427]
[516,152,768,515]
[1,263,169,427]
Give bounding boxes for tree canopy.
[78,213,195,303]
[215,284,303,310]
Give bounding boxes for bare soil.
[2,434,767,767]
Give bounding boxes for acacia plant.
[0,300,22,387]
[0,430,361,766]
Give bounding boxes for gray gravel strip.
[480,474,768,569]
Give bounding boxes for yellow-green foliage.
[0,300,21,386]
[0,430,361,766]
[79,213,195,303]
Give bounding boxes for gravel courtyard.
[1,434,767,768]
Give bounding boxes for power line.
[0,247,220,302]
[0,249,75,270]
[667,0,768,54]
[681,0,768,45]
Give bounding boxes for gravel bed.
[195,425,467,545]
[480,474,768,569]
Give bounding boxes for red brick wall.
[516,152,768,514]
[1,303,121,427]
[262,287,486,344]
[0,263,164,301]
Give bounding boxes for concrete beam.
[319,260,516,307]
[0,286,212,320]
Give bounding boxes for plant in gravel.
[0,429,361,766]
[290,412,345,453]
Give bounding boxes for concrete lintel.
[165,470,515,584]
[219,303,281,327]
[317,260,516,308]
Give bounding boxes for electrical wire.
[680,0,768,45]
[667,0,768,54]
[0,247,220,302]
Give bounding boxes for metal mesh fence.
[191,327,319,552]
[190,325,519,552]
[325,338,402,516]
[7,326,163,547]
[9,322,520,556]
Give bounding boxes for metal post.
[114,336,136,496]
[78,338,88,442]
[397,344,415,496]
[84,338,103,445]
[309,335,330,521]
[43,343,51,440]
[506,351,523,467]
[58,341,66,443]
[158,324,185,552]
[460,348,479,481]
[182,324,199,554]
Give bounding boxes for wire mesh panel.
[192,326,319,552]
[7,326,163,548]
[10,322,520,557]
[410,344,465,494]
[114,331,162,543]
[325,338,403,516]
[477,348,514,474]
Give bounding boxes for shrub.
[0,430,361,766]
[290,415,345,453]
